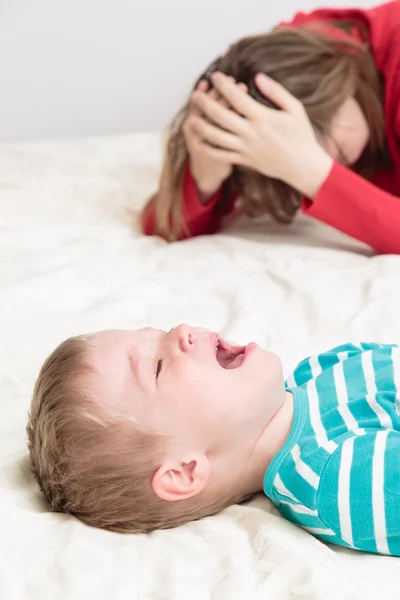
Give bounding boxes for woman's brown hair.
[143,21,385,241]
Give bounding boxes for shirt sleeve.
[141,163,236,240]
[301,162,400,255]
[317,431,400,556]
[288,343,369,388]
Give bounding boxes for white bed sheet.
[1,131,400,599]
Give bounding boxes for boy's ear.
[152,454,211,502]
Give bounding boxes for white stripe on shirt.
[291,444,320,489]
[307,356,337,453]
[286,372,296,388]
[309,354,322,377]
[338,437,354,547]
[391,347,400,417]
[302,526,336,536]
[372,431,390,555]
[274,474,300,504]
[333,356,363,433]
[362,352,394,430]
[279,499,318,516]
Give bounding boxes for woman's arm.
[302,161,400,254]
[141,163,236,240]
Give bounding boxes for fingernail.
[256,73,270,85]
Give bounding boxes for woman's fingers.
[209,78,248,109]
[208,77,231,108]
[189,80,210,118]
[254,73,303,114]
[189,114,242,151]
[188,77,250,141]
[196,79,209,93]
[210,73,260,119]
[191,89,247,134]
[192,76,249,115]
[196,143,241,165]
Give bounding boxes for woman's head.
[147,22,385,241]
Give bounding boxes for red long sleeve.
[283,1,400,255]
[142,164,236,240]
[303,162,400,254]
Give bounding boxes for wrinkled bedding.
[1,131,400,599]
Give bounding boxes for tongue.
[217,347,244,369]
[226,353,244,369]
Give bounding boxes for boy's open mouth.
[215,337,246,369]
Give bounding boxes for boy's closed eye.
[156,359,163,379]
[155,328,176,380]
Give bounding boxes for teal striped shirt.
[264,343,400,556]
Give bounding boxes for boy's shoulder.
[287,342,399,389]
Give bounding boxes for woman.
[142,2,400,254]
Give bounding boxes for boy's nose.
[174,323,195,353]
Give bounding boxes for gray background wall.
[0,0,376,141]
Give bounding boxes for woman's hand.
[183,78,248,203]
[190,72,333,199]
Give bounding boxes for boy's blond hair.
[27,335,244,533]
